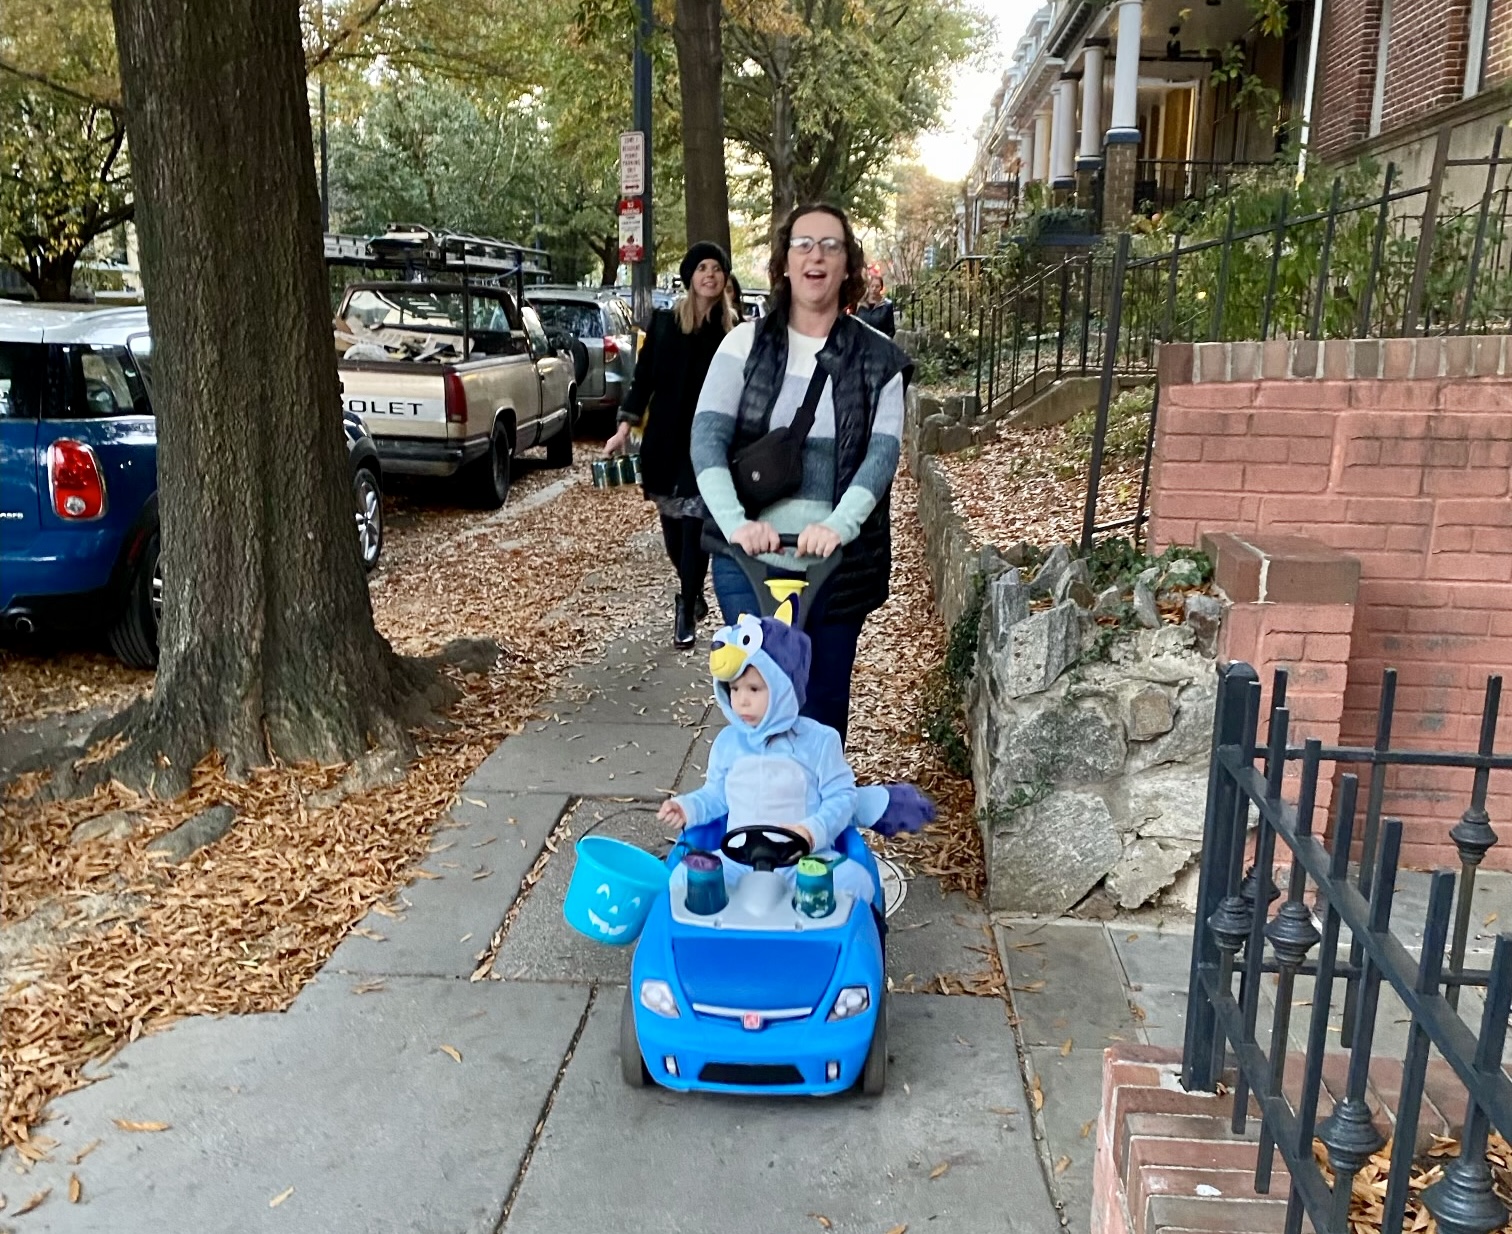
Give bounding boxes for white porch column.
[1078,42,1106,168]
[1051,77,1077,188]
[1032,110,1052,183]
[1107,0,1143,145]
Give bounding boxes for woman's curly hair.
[766,203,866,315]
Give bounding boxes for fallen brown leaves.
[1,459,663,1150]
[849,468,983,898]
[1317,1131,1512,1234]
[935,424,1142,555]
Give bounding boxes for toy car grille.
[697,1063,804,1087]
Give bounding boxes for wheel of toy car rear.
[620,986,651,1088]
[859,996,887,1096]
[108,525,160,670]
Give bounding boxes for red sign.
[618,204,645,265]
[742,1012,763,1031]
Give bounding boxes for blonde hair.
[674,280,739,334]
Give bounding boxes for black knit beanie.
[680,241,731,289]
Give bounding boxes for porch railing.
[1183,663,1512,1234]
[1132,158,1273,216]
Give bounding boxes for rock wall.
[908,384,1227,914]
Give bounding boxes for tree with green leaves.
[674,0,732,254]
[723,0,984,233]
[0,0,131,300]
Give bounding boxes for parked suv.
[0,304,384,669]
[525,289,636,417]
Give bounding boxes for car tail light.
[602,335,620,363]
[47,439,107,520]
[443,369,466,425]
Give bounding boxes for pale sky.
[915,1,1044,182]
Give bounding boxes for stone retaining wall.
[906,387,1225,913]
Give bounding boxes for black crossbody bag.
[729,365,828,518]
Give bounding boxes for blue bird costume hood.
[707,614,811,740]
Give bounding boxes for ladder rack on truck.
[323,224,551,301]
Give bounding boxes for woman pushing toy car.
[689,204,912,743]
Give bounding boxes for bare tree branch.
[0,56,123,113]
[306,0,391,73]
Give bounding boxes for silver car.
[525,291,636,416]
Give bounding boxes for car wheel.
[108,525,160,670]
[466,423,512,509]
[858,996,887,1096]
[545,403,574,468]
[352,465,383,571]
[620,986,652,1088]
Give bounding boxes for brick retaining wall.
[1148,337,1512,870]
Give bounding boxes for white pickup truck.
[334,280,579,507]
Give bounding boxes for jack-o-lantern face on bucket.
[587,882,644,937]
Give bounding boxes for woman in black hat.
[605,241,738,648]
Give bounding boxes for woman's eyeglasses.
[788,236,845,256]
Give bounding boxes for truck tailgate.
[339,364,448,438]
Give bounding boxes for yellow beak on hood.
[709,642,747,682]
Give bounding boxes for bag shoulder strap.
[786,362,828,446]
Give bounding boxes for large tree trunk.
[594,234,619,286]
[767,39,797,241]
[107,0,448,794]
[673,0,731,255]
[23,253,79,303]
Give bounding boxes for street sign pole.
[630,0,655,327]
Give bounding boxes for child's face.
[729,666,770,727]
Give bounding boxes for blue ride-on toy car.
[618,535,895,1097]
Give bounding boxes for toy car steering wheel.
[720,825,812,872]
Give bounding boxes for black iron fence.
[1077,131,1512,551]
[1184,663,1512,1234]
[1133,158,1273,217]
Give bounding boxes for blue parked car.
[0,304,384,669]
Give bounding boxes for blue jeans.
[711,554,863,744]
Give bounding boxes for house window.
[1465,0,1492,97]
[1368,0,1392,136]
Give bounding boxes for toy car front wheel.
[620,986,651,1088]
[858,997,887,1096]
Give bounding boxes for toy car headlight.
[639,979,680,1018]
[827,986,870,1021]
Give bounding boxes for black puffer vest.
[713,308,912,623]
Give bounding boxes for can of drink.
[615,454,638,485]
[630,453,643,484]
[591,459,614,488]
[794,856,836,919]
[682,849,728,916]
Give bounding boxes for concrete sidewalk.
[4,609,1058,1233]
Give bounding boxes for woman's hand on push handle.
[731,520,780,555]
[796,523,841,558]
[603,422,633,457]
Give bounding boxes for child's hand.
[658,799,687,826]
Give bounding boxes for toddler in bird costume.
[658,609,932,902]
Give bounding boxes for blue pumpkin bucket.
[563,835,670,945]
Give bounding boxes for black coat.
[618,309,727,500]
[855,298,896,337]
[708,308,912,623]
